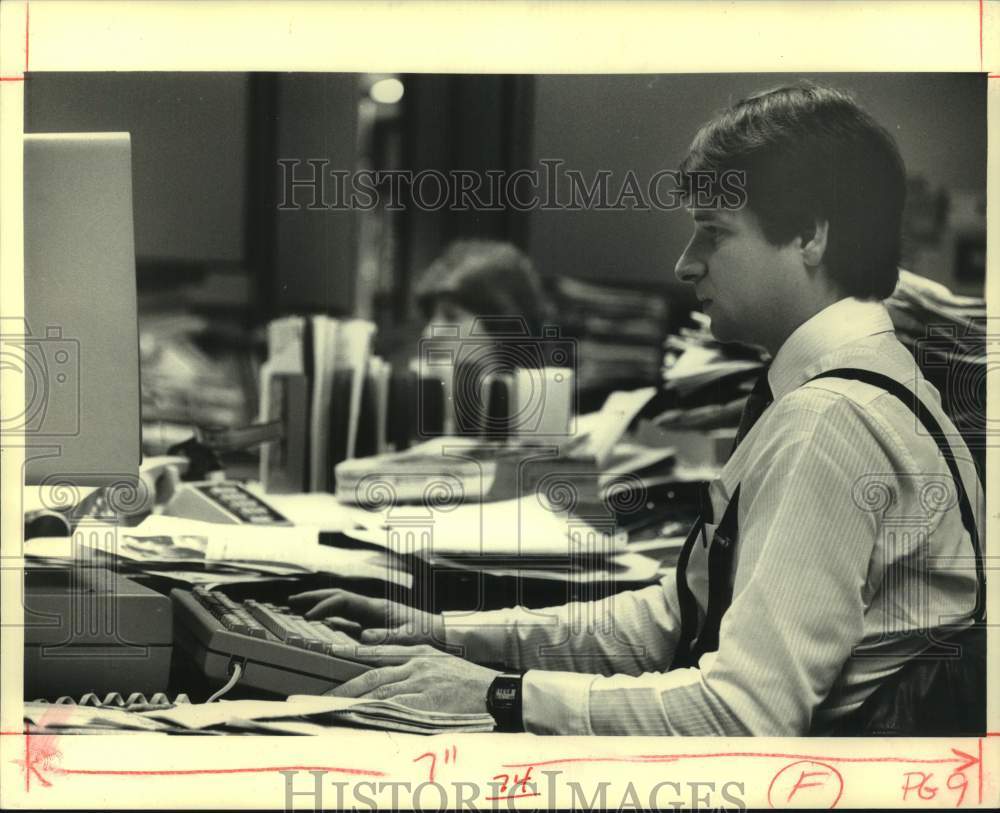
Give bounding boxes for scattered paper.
[141,695,494,735]
[25,702,172,732]
[26,514,411,587]
[582,388,658,468]
[427,551,660,583]
[343,494,625,557]
[244,488,359,532]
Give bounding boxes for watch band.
[487,674,524,732]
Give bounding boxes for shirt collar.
[768,297,896,400]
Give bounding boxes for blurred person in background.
[415,239,551,341]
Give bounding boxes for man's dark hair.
[679,82,906,300]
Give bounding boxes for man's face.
[674,206,801,347]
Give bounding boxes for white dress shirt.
[442,297,983,736]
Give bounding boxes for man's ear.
[800,219,829,268]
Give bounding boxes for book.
[308,316,339,492]
[261,372,310,493]
[259,316,309,492]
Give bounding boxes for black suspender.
[672,367,985,670]
[811,369,985,623]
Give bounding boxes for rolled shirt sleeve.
[442,580,684,676]
[521,393,894,736]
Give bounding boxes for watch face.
[494,685,518,702]
[489,675,523,724]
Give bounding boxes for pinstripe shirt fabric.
[442,297,984,736]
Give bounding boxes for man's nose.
[674,240,706,284]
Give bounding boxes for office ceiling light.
[370,77,404,105]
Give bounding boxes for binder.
[259,316,310,493]
[261,372,309,493]
[387,368,417,451]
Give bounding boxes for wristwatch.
[486,674,524,732]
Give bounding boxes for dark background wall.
[25,72,251,267]
[25,72,986,321]
[25,72,360,317]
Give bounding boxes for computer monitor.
[21,133,141,487]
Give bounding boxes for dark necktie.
[673,366,772,668]
[732,365,774,451]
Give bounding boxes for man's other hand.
[326,650,501,715]
[287,588,445,646]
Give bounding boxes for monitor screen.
[22,132,142,487]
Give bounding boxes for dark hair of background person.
[678,82,907,300]
[414,239,551,336]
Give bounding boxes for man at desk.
[292,83,984,736]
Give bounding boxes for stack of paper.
[654,311,768,430]
[343,493,626,557]
[886,269,986,410]
[308,698,495,734]
[885,268,986,475]
[886,269,986,354]
[24,701,176,733]
[141,695,494,735]
[551,275,668,393]
[25,514,411,589]
[335,436,497,505]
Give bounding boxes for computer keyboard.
[171,587,369,697]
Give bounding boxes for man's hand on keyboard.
[326,649,501,714]
[288,588,446,648]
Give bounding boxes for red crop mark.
[58,765,385,779]
[503,750,967,770]
[11,723,62,791]
[977,739,982,804]
[8,716,383,790]
[0,0,29,82]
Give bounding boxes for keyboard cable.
[206,661,244,703]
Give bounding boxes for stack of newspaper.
[550,275,668,395]
[654,311,768,430]
[886,268,986,355]
[885,268,986,474]
[141,695,495,735]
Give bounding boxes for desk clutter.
[654,310,768,434]
[24,694,493,736]
[20,313,720,736]
[21,569,491,735]
[259,314,576,495]
[886,268,987,476]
